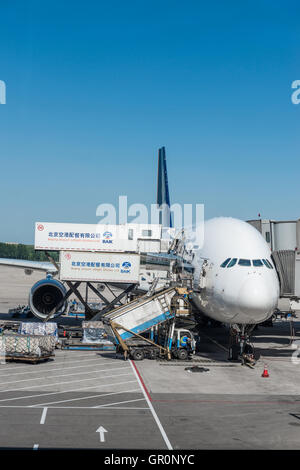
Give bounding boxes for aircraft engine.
[29,278,69,320]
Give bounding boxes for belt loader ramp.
[103,287,196,361]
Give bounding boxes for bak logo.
[102,231,113,244]
[122,262,131,269]
[121,261,131,273]
[103,231,112,239]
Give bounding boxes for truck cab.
[171,328,196,360]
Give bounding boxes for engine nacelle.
[29,278,69,320]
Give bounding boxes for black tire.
[131,349,145,361]
[177,348,188,360]
[172,350,178,359]
[149,349,157,360]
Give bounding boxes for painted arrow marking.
[96,426,108,443]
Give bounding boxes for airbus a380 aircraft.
[156,147,279,355]
[191,217,279,326]
[0,147,280,361]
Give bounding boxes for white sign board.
[59,251,140,283]
[35,222,137,252]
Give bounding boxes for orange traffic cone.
[261,364,269,378]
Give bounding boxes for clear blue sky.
[0,0,299,243]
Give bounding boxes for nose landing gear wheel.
[228,324,256,366]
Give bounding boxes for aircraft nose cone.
[238,278,278,323]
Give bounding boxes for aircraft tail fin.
[157,146,172,227]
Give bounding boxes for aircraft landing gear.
[228,324,256,366]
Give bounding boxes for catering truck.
[103,287,196,360]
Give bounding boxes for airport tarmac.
[0,351,167,449]
[0,325,300,450]
[1,266,300,449]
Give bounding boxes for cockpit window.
[238,259,251,266]
[262,259,273,269]
[222,258,273,268]
[220,258,231,268]
[252,259,263,267]
[227,258,237,268]
[265,259,273,269]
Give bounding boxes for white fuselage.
[190,217,280,325]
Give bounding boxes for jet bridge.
[271,250,295,297]
[247,219,300,299]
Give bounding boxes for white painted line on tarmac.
[0,364,130,386]
[0,379,138,404]
[94,398,145,408]
[130,360,173,451]
[40,407,48,424]
[29,387,141,408]
[0,405,150,410]
[0,357,109,377]
[0,379,137,402]
[0,371,133,393]
[0,355,102,373]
